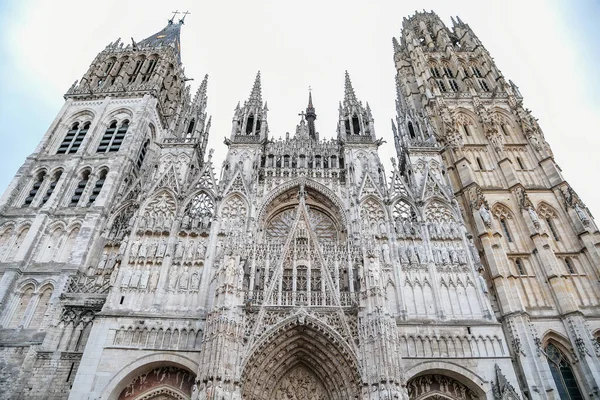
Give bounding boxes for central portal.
[269,365,330,400]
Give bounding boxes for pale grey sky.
[1,0,599,216]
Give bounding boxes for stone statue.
[179,266,189,290]
[156,238,167,258]
[109,264,120,287]
[367,254,381,288]
[441,246,450,264]
[185,242,196,264]
[575,204,589,226]
[138,240,147,259]
[191,382,199,400]
[381,242,392,265]
[168,265,178,290]
[527,206,540,229]
[139,266,150,289]
[130,266,142,288]
[120,268,132,288]
[478,205,491,227]
[174,240,184,261]
[478,270,489,294]
[398,245,409,264]
[190,272,200,290]
[149,268,160,290]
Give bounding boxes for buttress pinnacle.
[249,71,262,103]
[344,71,358,104]
[193,74,209,108]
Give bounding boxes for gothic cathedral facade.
[0,11,598,400]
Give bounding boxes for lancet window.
[136,139,150,170]
[97,120,129,153]
[87,169,107,205]
[57,121,90,154]
[70,170,90,207]
[539,204,561,242]
[23,170,46,207]
[40,170,62,206]
[545,343,584,400]
[515,258,526,275]
[564,258,576,274]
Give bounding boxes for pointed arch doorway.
[241,318,361,400]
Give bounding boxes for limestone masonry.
[0,10,598,400]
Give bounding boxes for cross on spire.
[169,10,180,24]
[179,11,191,24]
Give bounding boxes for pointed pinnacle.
[344,70,357,103]
[392,37,400,52]
[308,91,314,109]
[249,71,262,102]
[193,74,209,105]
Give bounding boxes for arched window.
[141,58,157,83]
[565,258,576,274]
[448,79,459,92]
[352,115,361,135]
[246,114,255,135]
[437,80,447,92]
[88,169,107,205]
[546,217,560,241]
[57,122,90,154]
[70,170,90,207]
[430,66,441,78]
[545,343,584,400]
[471,65,483,78]
[408,122,416,138]
[516,157,525,170]
[136,139,150,170]
[515,258,526,275]
[129,58,144,83]
[500,217,513,242]
[479,79,490,92]
[476,157,484,170]
[344,119,351,135]
[104,59,115,74]
[97,120,128,153]
[40,170,62,206]
[23,171,46,207]
[501,124,510,136]
[255,118,261,135]
[28,286,53,329]
[8,286,34,328]
[462,124,471,136]
[187,118,195,135]
[443,65,453,77]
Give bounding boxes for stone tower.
[0,16,211,399]
[393,10,600,399]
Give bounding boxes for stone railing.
[233,135,262,144]
[345,135,374,144]
[246,290,357,307]
[163,137,197,145]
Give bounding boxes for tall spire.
[305,88,317,139]
[344,70,358,105]
[248,71,262,104]
[138,18,184,62]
